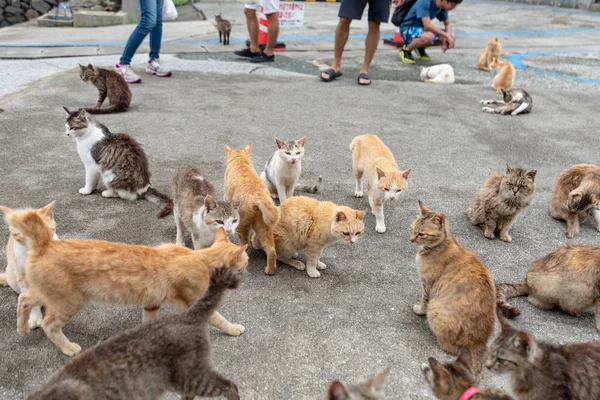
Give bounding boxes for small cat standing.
[497,244,600,331]
[420,64,455,84]
[486,312,600,400]
[172,166,240,249]
[26,267,241,400]
[327,369,389,400]
[490,57,515,94]
[79,64,131,114]
[252,196,365,278]
[350,134,411,233]
[215,14,232,45]
[469,164,537,242]
[410,201,496,377]
[477,37,502,73]
[550,163,600,238]
[63,108,173,218]
[260,137,321,203]
[481,89,532,116]
[0,201,57,330]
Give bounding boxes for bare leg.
[358,21,380,84]
[208,311,245,336]
[245,8,259,53]
[406,31,435,51]
[321,17,352,80]
[264,12,280,56]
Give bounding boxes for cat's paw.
[264,265,277,276]
[228,324,245,336]
[484,231,495,239]
[481,107,495,113]
[101,189,118,198]
[413,304,426,316]
[79,187,93,195]
[499,233,512,243]
[480,100,490,105]
[307,269,321,278]
[566,229,578,239]
[17,322,30,337]
[317,261,327,270]
[28,314,43,330]
[61,342,82,357]
[376,225,386,233]
[354,190,364,198]
[289,260,306,271]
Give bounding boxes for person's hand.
[393,0,404,7]
[443,34,455,52]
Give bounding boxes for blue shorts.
[400,26,441,46]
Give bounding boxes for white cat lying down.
[420,64,455,84]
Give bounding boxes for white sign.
[279,3,304,27]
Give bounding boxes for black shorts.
[338,0,390,23]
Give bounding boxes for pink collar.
[459,387,479,400]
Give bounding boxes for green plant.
[172,0,190,6]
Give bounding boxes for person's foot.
[234,48,260,58]
[399,46,416,64]
[250,52,274,63]
[414,47,432,61]
[145,59,172,77]
[114,64,142,84]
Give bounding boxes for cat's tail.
[258,200,279,226]
[295,176,322,194]
[2,209,53,250]
[143,187,174,218]
[83,105,127,114]
[187,267,240,321]
[496,282,529,319]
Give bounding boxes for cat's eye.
[506,182,513,187]
[497,358,506,363]
[356,231,363,236]
[285,151,291,155]
[216,220,224,225]
[343,232,350,236]
[296,152,301,155]
[418,233,425,237]
[232,219,238,223]
[384,188,390,191]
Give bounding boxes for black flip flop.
[320,68,342,82]
[357,73,371,86]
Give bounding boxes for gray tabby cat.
[260,137,322,203]
[485,311,600,400]
[63,107,173,218]
[172,166,240,249]
[469,164,536,242]
[26,267,240,400]
[327,369,389,400]
[480,89,532,116]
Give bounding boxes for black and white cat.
[481,88,532,116]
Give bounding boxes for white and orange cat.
[1,201,57,330]
[490,57,515,94]
[1,205,248,356]
[350,134,411,233]
[252,196,365,278]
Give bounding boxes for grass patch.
[173,0,191,6]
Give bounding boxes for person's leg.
[407,31,435,51]
[119,0,157,66]
[148,0,164,61]
[245,6,259,53]
[358,20,380,84]
[264,11,279,56]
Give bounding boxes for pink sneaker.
[145,59,172,77]
[114,64,142,84]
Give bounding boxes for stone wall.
[0,0,57,27]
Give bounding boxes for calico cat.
[550,164,600,238]
[224,143,279,275]
[497,244,600,330]
[215,14,232,45]
[26,267,240,400]
[420,64,455,84]
[486,311,600,400]
[63,107,173,218]
[477,37,502,73]
[3,206,248,356]
[410,201,496,377]
[350,134,411,233]
[327,369,389,400]
[0,201,57,330]
[469,164,537,242]
[423,347,514,400]
[260,137,322,203]
[252,196,365,278]
[172,166,240,249]
[481,89,532,116]
[489,57,515,93]
[78,63,131,114]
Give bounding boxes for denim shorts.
[338,0,390,23]
[400,26,441,45]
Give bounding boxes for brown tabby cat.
[550,164,600,238]
[26,267,240,400]
[469,165,537,242]
[423,347,513,400]
[327,369,389,400]
[215,14,232,45]
[79,63,131,114]
[497,244,600,330]
[3,206,248,356]
[224,143,279,275]
[486,312,600,400]
[252,196,365,278]
[410,201,496,377]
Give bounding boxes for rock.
[31,0,51,13]
[21,2,31,9]
[6,14,26,22]
[0,0,6,7]
[44,0,57,5]
[25,8,40,18]
[91,4,103,10]
[10,0,21,7]
[5,5,25,14]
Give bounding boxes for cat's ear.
[327,381,348,400]
[0,205,15,216]
[40,200,56,220]
[591,196,598,205]
[244,143,252,154]
[215,227,228,243]
[505,163,514,173]
[356,210,366,220]
[77,108,88,120]
[296,136,306,147]
[418,200,431,215]
[87,63,94,71]
[365,368,390,394]
[512,332,532,354]
[428,358,450,384]
[236,245,248,262]
[526,170,537,182]
[335,211,347,223]
[494,37,499,42]
[435,213,446,226]
[275,138,285,149]
[224,144,232,155]
[204,195,217,212]
[402,169,412,180]
[376,168,386,179]
[455,347,473,371]
[63,106,72,115]
[78,63,85,70]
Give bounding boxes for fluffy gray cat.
[26,267,241,400]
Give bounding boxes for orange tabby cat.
[410,201,496,378]
[224,143,279,275]
[350,134,411,234]
[477,37,502,72]
[490,57,515,94]
[252,196,365,278]
[2,206,248,356]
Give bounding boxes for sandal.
[320,68,342,82]
[357,73,371,86]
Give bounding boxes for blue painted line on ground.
[508,50,600,85]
